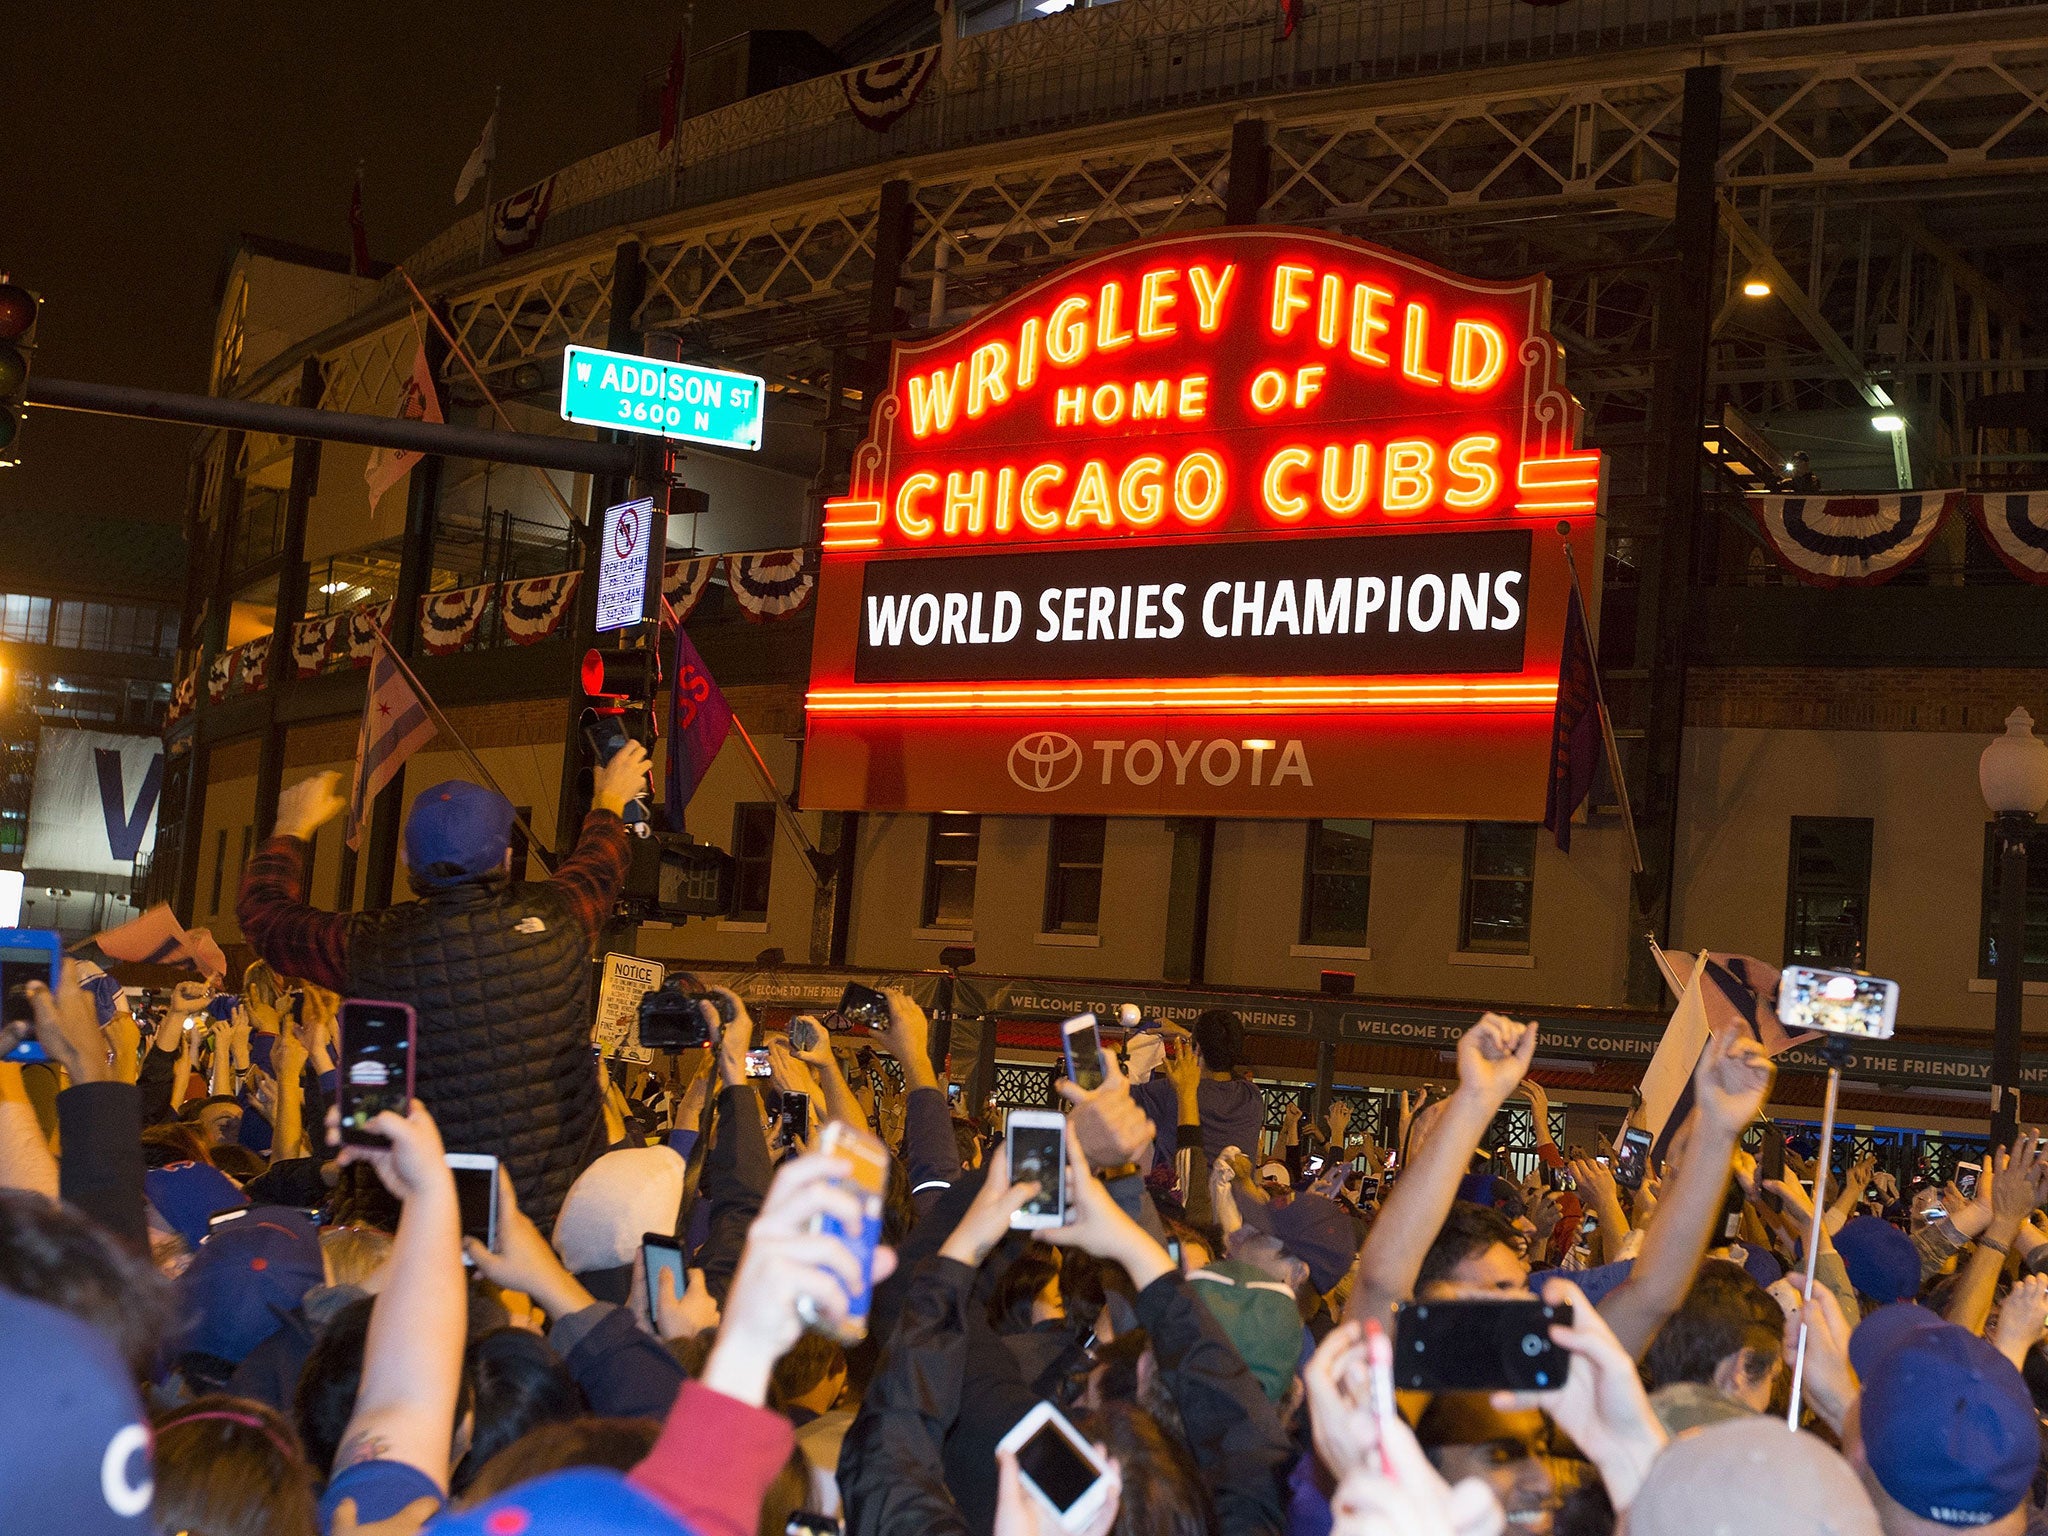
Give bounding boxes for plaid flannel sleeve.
[235,836,351,992]
[551,811,633,952]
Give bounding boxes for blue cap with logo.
[1835,1215,1921,1306]
[1851,1303,2037,1527]
[176,1204,325,1364]
[145,1160,248,1249]
[404,780,515,888]
[426,1467,690,1534]
[0,1290,155,1534]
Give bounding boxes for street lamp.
[1979,706,2048,1145]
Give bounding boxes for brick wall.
[1687,667,2048,733]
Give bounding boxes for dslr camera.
[636,971,738,1053]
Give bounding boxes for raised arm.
[1597,1031,1773,1359]
[546,743,646,951]
[237,772,351,993]
[1346,1014,1536,1327]
[1948,1132,2048,1337]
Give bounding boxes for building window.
[1461,823,1536,953]
[731,803,777,923]
[208,828,227,915]
[1043,816,1106,934]
[921,813,980,929]
[1301,819,1374,948]
[1979,823,2048,981]
[1783,817,1874,969]
[0,594,48,644]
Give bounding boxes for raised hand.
[332,1099,452,1205]
[23,961,114,1084]
[1455,1014,1537,1109]
[464,1167,592,1320]
[1056,1046,1155,1169]
[1772,1278,1858,1433]
[276,770,347,840]
[655,1265,723,1343]
[591,739,652,818]
[875,988,938,1090]
[996,1440,1122,1536]
[1693,1030,1775,1135]
[710,987,754,1089]
[938,1144,1042,1267]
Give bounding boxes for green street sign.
[559,344,765,451]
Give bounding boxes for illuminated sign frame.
[801,228,1603,821]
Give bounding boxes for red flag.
[658,34,685,150]
[1278,0,1303,38]
[364,338,444,511]
[348,167,372,277]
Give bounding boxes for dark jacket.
[346,879,606,1226]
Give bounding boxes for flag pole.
[669,5,695,202]
[1560,529,1645,875]
[658,591,825,880]
[365,619,557,871]
[476,85,501,265]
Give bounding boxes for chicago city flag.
[347,639,437,849]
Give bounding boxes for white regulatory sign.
[595,496,654,633]
[594,952,664,1061]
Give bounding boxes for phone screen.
[643,1235,685,1330]
[0,930,59,1043]
[450,1163,497,1244]
[1777,966,1898,1038]
[1957,1162,1982,1200]
[1613,1127,1653,1189]
[1393,1300,1570,1392]
[1063,1015,1104,1092]
[1009,1121,1066,1222]
[746,1047,774,1078]
[778,1090,810,1145]
[1015,1420,1100,1513]
[339,1000,414,1143]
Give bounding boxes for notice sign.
[595,497,653,632]
[803,227,1604,821]
[594,952,663,1060]
[560,344,765,451]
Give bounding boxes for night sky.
[5,4,873,536]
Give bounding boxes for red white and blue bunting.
[207,651,232,703]
[235,636,271,694]
[418,583,494,655]
[1971,492,2048,582]
[841,48,940,131]
[1747,490,1960,587]
[725,548,817,621]
[662,557,716,624]
[491,177,555,256]
[293,615,337,678]
[501,570,581,644]
[345,601,395,667]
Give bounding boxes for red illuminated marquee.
[824,233,1598,554]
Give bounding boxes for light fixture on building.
[1742,276,1772,297]
[318,580,350,595]
[1871,413,1905,433]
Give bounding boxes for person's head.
[1416,1201,1528,1298]
[1847,1305,2037,1534]
[1642,1258,1783,1410]
[550,1146,687,1290]
[151,1395,317,1536]
[456,1417,662,1508]
[1628,1416,1880,1536]
[988,1244,1065,1333]
[294,1294,374,1476]
[1191,1010,1243,1073]
[1837,1216,1922,1310]
[1161,1218,1213,1274]
[144,1160,249,1251]
[319,1225,393,1290]
[403,779,516,893]
[452,1329,588,1495]
[769,1330,847,1417]
[0,1188,174,1381]
[175,1207,326,1384]
[0,1289,156,1536]
[1415,1391,1564,1535]
[179,1093,245,1149]
[952,1116,985,1171]
[1080,1399,1213,1536]
[210,1143,269,1183]
[140,1120,213,1170]
[1186,1261,1304,1404]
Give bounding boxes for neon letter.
[1320,443,1371,515]
[1294,365,1326,408]
[1137,268,1178,340]
[1174,451,1226,525]
[1118,455,1167,528]
[1249,368,1289,414]
[1271,264,1314,336]
[1132,379,1168,420]
[906,365,963,437]
[1448,320,1507,392]
[1444,434,1501,511]
[1187,263,1237,332]
[943,469,988,536]
[1349,283,1393,366]
[894,471,938,538]
[1055,386,1087,427]
[1065,460,1115,529]
[1089,381,1127,425]
[1176,374,1209,419]
[1261,447,1313,522]
[1401,302,1443,386]
[966,341,1012,418]
[1317,273,1343,347]
[1096,282,1134,352]
[1019,464,1065,531]
[1382,439,1436,514]
[1046,295,1091,365]
[1017,317,1042,390]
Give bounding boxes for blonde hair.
[320,1226,393,1289]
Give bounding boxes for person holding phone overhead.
[236,746,652,1225]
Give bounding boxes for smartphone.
[1776,965,1899,1039]
[947,1081,963,1106]
[1754,1121,1785,1210]
[995,1400,1115,1533]
[801,1120,889,1343]
[1613,1126,1654,1191]
[1062,1013,1104,1093]
[641,1231,686,1331]
[789,1015,822,1055]
[1305,1154,1326,1176]
[337,999,417,1146]
[746,1046,774,1078]
[1391,1299,1571,1392]
[777,1089,811,1145]
[446,1152,500,1260]
[1956,1160,1982,1200]
[0,929,62,1064]
[206,1206,249,1233]
[1007,1109,1068,1230]
[837,982,891,1030]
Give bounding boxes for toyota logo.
[1008,731,1083,793]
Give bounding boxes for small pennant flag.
[455,106,497,204]
[364,339,444,512]
[347,639,438,850]
[664,624,732,828]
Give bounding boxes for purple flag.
[665,624,732,830]
[1542,583,1601,853]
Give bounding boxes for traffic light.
[578,643,663,830]
[0,282,37,468]
[619,833,735,920]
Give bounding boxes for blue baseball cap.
[176,1205,325,1364]
[427,1466,689,1534]
[404,779,515,888]
[1264,1192,1360,1293]
[0,1290,155,1534]
[1530,1259,1635,1306]
[1852,1304,2037,1527]
[1835,1215,1920,1306]
[145,1160,248,1249]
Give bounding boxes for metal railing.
[394,0,2048,292]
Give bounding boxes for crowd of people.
[3,772,2048,1536]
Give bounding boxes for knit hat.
[0,1290,155,1535]
[1835,1216,1920,1305]
[1187,1260,1303,1401]
[177,1205,326,1364]
[552,1146,688,1274]
[145,1159,249,1248]
[1851,1304,2037,1528]
[1627,1417,1880,1536]
[404,779,515,888]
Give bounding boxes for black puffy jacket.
[347,878,605,1226]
